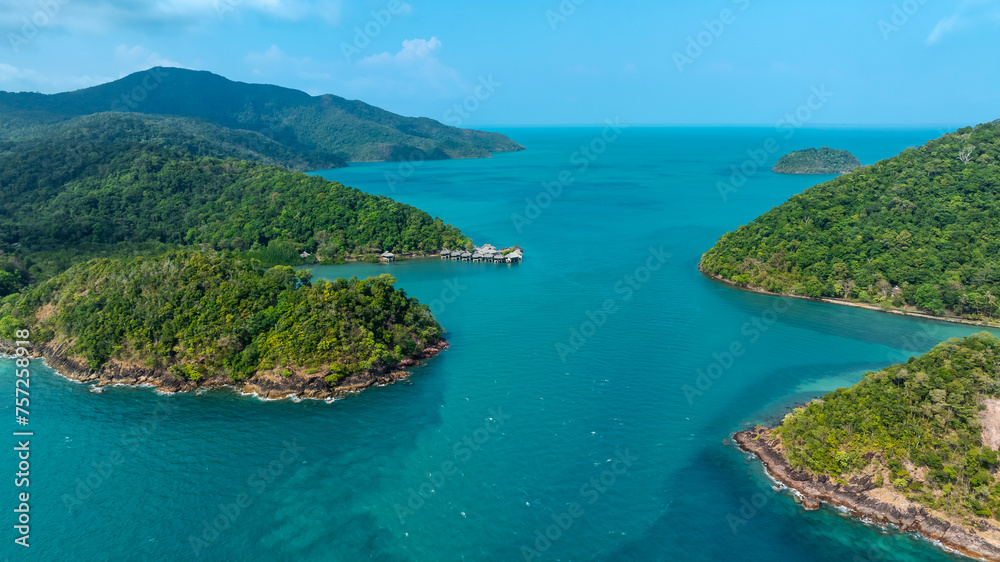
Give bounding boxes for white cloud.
[0,62,108,93]
[0,0,344,33]
[316,0,342,24]
[244,45,331,83]
[361,37,442,66]
[354,37,464,97]
[114,44,185,73]
[927,0,1000,44]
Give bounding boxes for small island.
[0,251,448,400]
[735,333,1000,561]
[772,147,861,174]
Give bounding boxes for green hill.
[772,147,860,174]
[0,137,469,289]
[701,120,1000,321]
[3,112,346,171]
[0,251,443,388]
[776,332,1000,520]
[0,67,523,165]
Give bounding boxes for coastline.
[0,339,448,402]
[698,266,1000,329]
[734,426,1000,562]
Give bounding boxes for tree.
[915,284,945,315]
[959,145,975,164]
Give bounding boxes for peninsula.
[772,147,861,174]
[735,333,1000,561]
[702,120,1000,324]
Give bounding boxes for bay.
[2,126,987,561]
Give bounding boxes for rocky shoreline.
[735,426,1000,561]
[698,266,999,329]
[1,339,449,401]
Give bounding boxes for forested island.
[0,251,446,398]
[0,70,520,399]
[772,147,861,174]
[736,332,1000,560]
[702,120,1000,324]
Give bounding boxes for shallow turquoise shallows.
[4,127,991,562]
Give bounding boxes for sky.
[0,0,998,127]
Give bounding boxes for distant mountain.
[772,147,861,174]
[2,112,347,171]
[0,67,523,165]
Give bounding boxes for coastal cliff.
[731,333,1000,561]
[735,427,1000,561]
[3,338,448,400]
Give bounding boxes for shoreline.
[734,427,1000,561]
[698,266,1000,329]
[1,339,448,402]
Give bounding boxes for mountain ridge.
[0,66,523,166]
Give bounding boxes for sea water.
[2,126,986,561]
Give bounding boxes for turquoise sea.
[4,126,995,561]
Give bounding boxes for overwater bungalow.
[437,244,523,264]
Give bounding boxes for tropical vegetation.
[0,134,470,291]
[777,332,1000,520]
[772,147,860,174]
[0,251,442,383]
[702,120,1000,321]
[0,67,523,164]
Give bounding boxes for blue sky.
[1,0,998,126]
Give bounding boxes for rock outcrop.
[6,338,449,401]
[735,426,1000,561]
